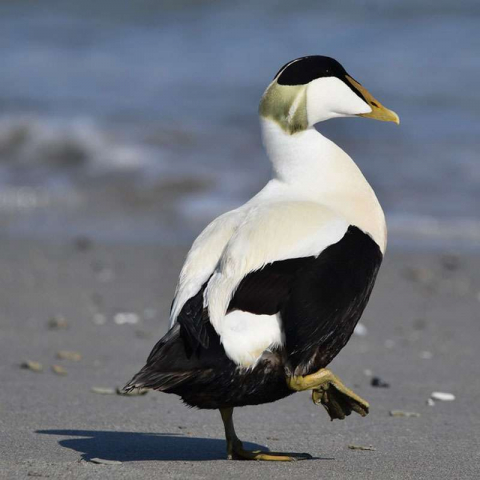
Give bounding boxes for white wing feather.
[169,209,244,327]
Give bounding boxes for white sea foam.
[0,115,158,173]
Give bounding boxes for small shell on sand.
[431,392,455,401]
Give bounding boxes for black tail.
[123,326,192,393]
[124,322,293,409]
[123,322,231,394]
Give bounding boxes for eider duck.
[124,55,399,461]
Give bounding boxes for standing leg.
[219,407,312,461]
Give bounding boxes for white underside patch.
[220,310,284,367]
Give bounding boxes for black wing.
[176,257,313,355]
[227,256,313,314]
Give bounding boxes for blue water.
[0,1,479,248]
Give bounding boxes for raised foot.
[312,378,369,420]
[229,441,312,461]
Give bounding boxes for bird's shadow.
[36,429,267,462]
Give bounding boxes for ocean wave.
[388,214,480,250]
[0,114,157,173]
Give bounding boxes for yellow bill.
[345,75,400,125]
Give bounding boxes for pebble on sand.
[56,350,82,361]
[431,392,455,401]
[51,364,67,375]
[348,445,376,451]
[371,376,390,388]
[47,315,69,330]
[89,458,122,465]
[389,410,421,418]
[20,361,43,372]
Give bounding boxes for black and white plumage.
[125,56,399,458]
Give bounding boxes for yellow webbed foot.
[312,383,369,420]
[288,368,369,420]
[228,439,312,461]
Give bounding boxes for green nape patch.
[259,82,308,134]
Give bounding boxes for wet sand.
[1,236,479,479]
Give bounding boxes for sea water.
[0,0,479,249]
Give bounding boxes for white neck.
[260,117,387,252]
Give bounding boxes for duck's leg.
[219,407,312,461]
[287,369,369,420]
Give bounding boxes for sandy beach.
[0,1,479,478]
[1,236,479,479]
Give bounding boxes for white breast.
[261,118,387,253]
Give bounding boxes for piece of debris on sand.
[91,387,116,395]
[51,365,67,375]
[20,361,43,372]
[56,350,82,361]
[348,445,376,451]
[389,410,421,418]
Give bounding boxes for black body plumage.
[124,226,383,409]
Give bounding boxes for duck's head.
[259,55,399,134]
